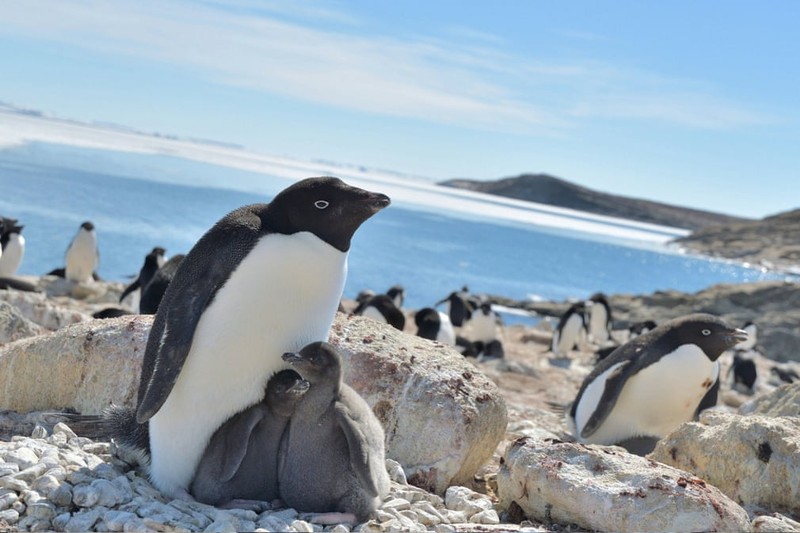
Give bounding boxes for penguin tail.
[61,405,151,459]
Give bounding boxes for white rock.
[26,501,57,520]
[64,508,102,532]
[751,513,800,532]
[203,518,239,533]
[0,300,47,343]
[0,288,90,330]
[4,446,39,469]
[444,486,492,518]
[73,483,100,507]
[0,315,150,414]
[49,483,74,508]
[497,437,751,533]
[0,508,20,525]
[0,476,28,491]
[0,489,18,511]
[103,510,137,532]
[652,410,800,515]
[468,509,500,524]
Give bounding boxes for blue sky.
[0,0,798,218]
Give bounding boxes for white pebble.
[443,486,492,518]
[434,524,456,533]
[0,463,19,477]
[291,519,315,532]
[31,425,48,439]
[385,459,407,485]
[0,490,18,511]
[0,476,28,491]
[52,423,78,440]
[331,524,351,533]
[49,483,74,507]
[73,483,100,507]
[26,501,57,520]
[469,509,500,524]
[381,498,411,512]
[64,509,102,532]
[103,510,137,531]
[13,462,48,482]
[31,474,60,496]
[204,519,239,533]
[0,508,20,525]
[5,447,39,470]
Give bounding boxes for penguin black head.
[150,247,166,257]
[282,341,342,385]
[665,313,747,361]
[266,177,390,252]
[267,369,310,416]
[80,221,95,231]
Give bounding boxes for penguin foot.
[306,512,358,525]
[219,499,271,512]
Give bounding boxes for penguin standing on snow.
[64,221,100,282]
[550,302,587,356]
[119,177,389,500]
[567,313,747,455]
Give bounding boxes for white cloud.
[0,0,772,132]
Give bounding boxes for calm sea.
[0,142,788,321]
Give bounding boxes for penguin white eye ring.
[702,329,711,336]
[315,200,330,209]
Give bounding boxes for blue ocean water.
[0,142,788,318]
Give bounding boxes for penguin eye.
[314,200,329,210]
[701,329,711,336]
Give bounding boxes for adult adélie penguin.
[133,177,390,500]
[567,313,747,455]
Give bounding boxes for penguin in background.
[567,313,747,455]
[0,218,25,277]
[436,286,475,328]
[550,302,587,356]
[628,320,657,340]
[356,293,405,331]
[727,321,760,393]
[586,293,612,344]
[120,247,167,307]
[464,301,505,359]
[386,284,405,309]
[139,254,185,314]
[415,307,456,345]
[64,221,100,282]
[126,177,389,500]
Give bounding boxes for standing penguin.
[139,254,185,314]
[586,293,612,344]
[119,247,166,305]
[130,177,388,500]
[567,313,747,455]
[279,342,390,525]
[65,221,99,282]
[414,307,456,345]
[0,218,25,277]
[550,302,587,356]
[386,285,405,308]
[435,288,474,327]
[190,369,309,509]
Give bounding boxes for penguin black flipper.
[335,399,380,498]
[119,279,140,303]
[578,359,633,439]
[217,407,268,483]
[135,207,263,423]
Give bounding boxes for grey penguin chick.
[567,313,747,455]
[279,342,390,525]
[191,369,309,509]
[132,177,389,499]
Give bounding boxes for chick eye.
[314,200,329,209]
[701,329,711,336]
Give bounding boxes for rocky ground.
[1,275,800,532]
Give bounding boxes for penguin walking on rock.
[356,294,405,331]
[0,218,25,277]
[550,302,587,356]
[118,177,388,500]
[279,342,390,525]
[119,247,166,306]
[586,293,612,344]
[567,313,747,455]
[64,221,100,282]
[414,307,456,345]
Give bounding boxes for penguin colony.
[2,174,791,523]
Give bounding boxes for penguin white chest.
[65,231,98,282]
[148,232,348,496]
[436,312,456,345]
[589,306,609,342]
[467,313,497,343]
[575,344,719,445]
[362,305,388,324]
[554,313,583,354]
[0,234,25,276]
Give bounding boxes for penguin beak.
[728,328,749,344]
[282,352,303,364]
[289,379,310,394]
[366,192,391,211]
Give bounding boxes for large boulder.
[497,437,750,533]
[0,315,150,413]
[651,410,800,515]
[0,311,507,496]
[329,313,508,495]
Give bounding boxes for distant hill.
[439,173,749,231]
[674,208,800,269]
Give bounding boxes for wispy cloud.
[0,0,773,133]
